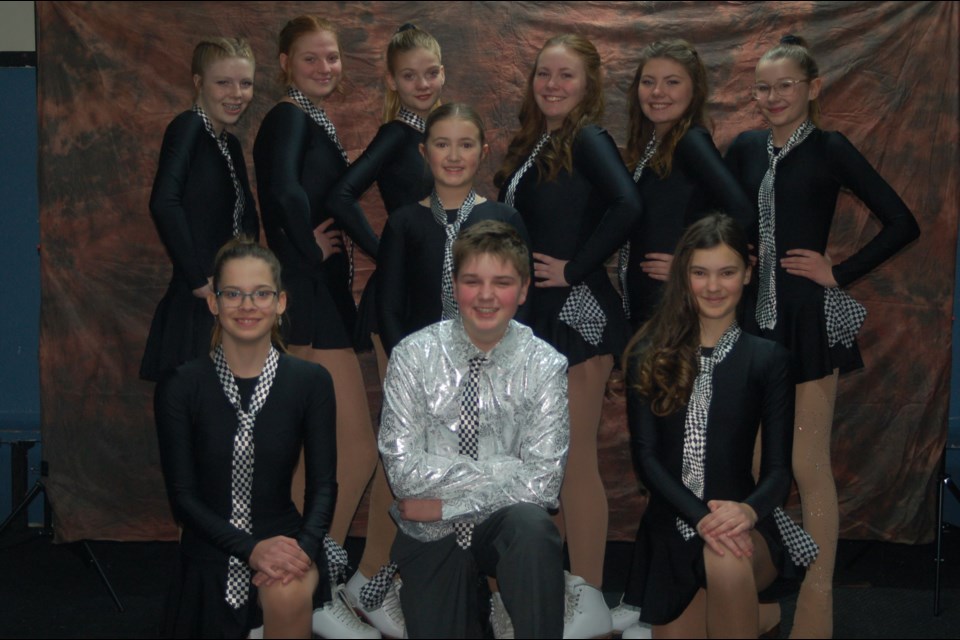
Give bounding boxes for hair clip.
[397,23,417,33]
[780,34,803,45]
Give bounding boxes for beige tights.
[556,355,613,587]
[259,564,319,638]
[288,346,378,545]
[788,372,838,639]
[356,334,398,578]
[654,531,776,639]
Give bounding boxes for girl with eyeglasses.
[724,35,919,638]
[155,239,335,639]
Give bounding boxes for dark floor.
[0,526,958,638]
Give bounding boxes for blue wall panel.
[0,65,41,524]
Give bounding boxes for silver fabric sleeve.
[378,320,570,542]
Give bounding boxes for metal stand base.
[0,479,124,613]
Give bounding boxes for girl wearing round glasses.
[725,35,919,637]
[156,239,336,639]
[141,38,260,382]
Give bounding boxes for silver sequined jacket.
[379,319,570,542]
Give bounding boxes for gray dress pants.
[391,502,564,638]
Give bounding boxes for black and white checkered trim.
[676,324,741,539]
[214,345,279,608]
[192,104,245,238]
[558,284,606,347]
[454,355,485,549]
[431,190,478,320]
[618,133,659,318]
[755,120,816,331]
[396,106,426,133]
[824,287,866,348]
[503,133,550,208]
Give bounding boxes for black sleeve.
[564,126,643,285]
[627,359,710,526]
[325,124,410,256]
[154,369,258,561]
[229,134,260,241]
[743,344,795,520]
[297,365,338,561]
[149,117,209,290]
[825,132,921,287]
[257,108,326,268]
[376,216,408,357]
[678,128,755,235]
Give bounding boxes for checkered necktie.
[824,287,867,348]
[756,120,815,331]
[286,85,356,289]
[286,85,348,163]
[503,133,550,207]
[773,508,820,567]
[214,345,280,608]
[431,189,477,320]
[359,562,399,608]
[454,355,485,549]
[558,284,606,346]
[396,106,426,133]
[192,104,245,237]
[618,133,658,318]
[677,324,740,539]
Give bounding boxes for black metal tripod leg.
[81,541,124,613]
[0,480,44,536]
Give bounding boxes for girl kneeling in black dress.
[621,214,815,638]
[155,239,337,638]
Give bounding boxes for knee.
[703,546,754,594]
[259,573,316,618]
[498,504,560,554]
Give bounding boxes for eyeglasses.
[751,78,809,100]
[216,288,279,309]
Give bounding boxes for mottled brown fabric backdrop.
[37,2,956,543]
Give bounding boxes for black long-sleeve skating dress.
[498,124,643,365]
[155,353,337,638]
[253,102,379,349]
[140,110,260,381]
[622,333,801,624]
[626,125,754,326]
[724,128,920,383]
[326,120,433,347]
[376,200,529,356]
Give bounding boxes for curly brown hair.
[623,214,749,416]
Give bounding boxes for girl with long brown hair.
[494,33,642,638]
[620,214,813,639]
[619,39,752,329]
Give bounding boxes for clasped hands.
[249,536,312,588]
[696,500,758,559]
